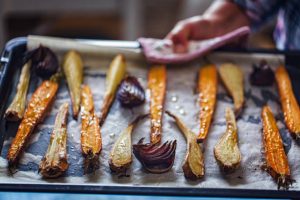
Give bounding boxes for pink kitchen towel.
[138,26,250,64]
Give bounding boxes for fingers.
[166,21,190,53]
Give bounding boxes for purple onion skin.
[250,60,275,86]
[117,76,145,108]
[26,45,59,79]
[133,138,177,174]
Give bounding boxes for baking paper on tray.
[0,52,299,191]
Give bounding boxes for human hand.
[166,0,250,53]
[166,16,220,53]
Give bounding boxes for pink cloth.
[138,26,250,64]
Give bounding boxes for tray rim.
[0,36,300,198]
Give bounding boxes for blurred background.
[0,0,275,49]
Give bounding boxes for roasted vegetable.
[275,66,300,138]
[109,114,148,174]
[250,60,274,86]
[81,85,102,173]
[99,54,126,126]
[214,107,241,173]
[62,50,83,119]
[133,138,176,174]
[261,105,293,189]
[5,61,31,121]
[197,64,218,142]
[219,63,244,116]
[166,111,204,180]
[148,65,167,144]
[39,102,69,178]
[117,76,145,108]
[7,76,59,166]
[27,45,59,79]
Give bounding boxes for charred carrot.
[7,76,59,166]
[148,65,166,144]
[275,66,300,138]
[197,64,218,142]
[99,54,126,126]
[39,102,69,178]
[81,85,102,173]
[261,105,293,189]
[63,50,83,119]
[5,61,31,121]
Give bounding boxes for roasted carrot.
[39,102,69,178]
[148,65,167,144]
[63,50,83,119]
[197,64,218,142]
[7,77,59,166]
[275,66,300,138]
[81,85,102,173]
[99,54,126,126]
[261,105,293,189]
[5,61,31,121]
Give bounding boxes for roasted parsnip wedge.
[5,61,31,121]
[99,54,126,126]
[81,85,102,173]
[166,111,204,180]
[275,66,300,138]
[197,64,218,142]
[219,63,244,116]
[109,114,148,174]
[261,106,293,189]
[62,50,83,119]
[214,107,241,173]
[148,65,167,144]
[39,102,69,178]
[7,75,59,166]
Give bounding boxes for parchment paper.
[1,51,299,191]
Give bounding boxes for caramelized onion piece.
[117,76,145,108]
[250,60,274,86]
[133,138,176,173]
[26,45,59,79]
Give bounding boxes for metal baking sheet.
[0,38,300,198]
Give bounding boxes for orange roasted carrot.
[197,64,218,142]
[7,79,59,166]
[148,65,167,144]
[275,66,300,138]
[81,85,102,172]
[261,105,293,189]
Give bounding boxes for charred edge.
[182,161,204,181]
[83,150,100,174]
[39,166,65,179]
[108,159,131,175]
[217,160,240,174]
[277,174,294,190]
[5,111,21,122]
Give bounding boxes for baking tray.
[0,37,300,198]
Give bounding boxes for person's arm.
[166,0,250,53]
